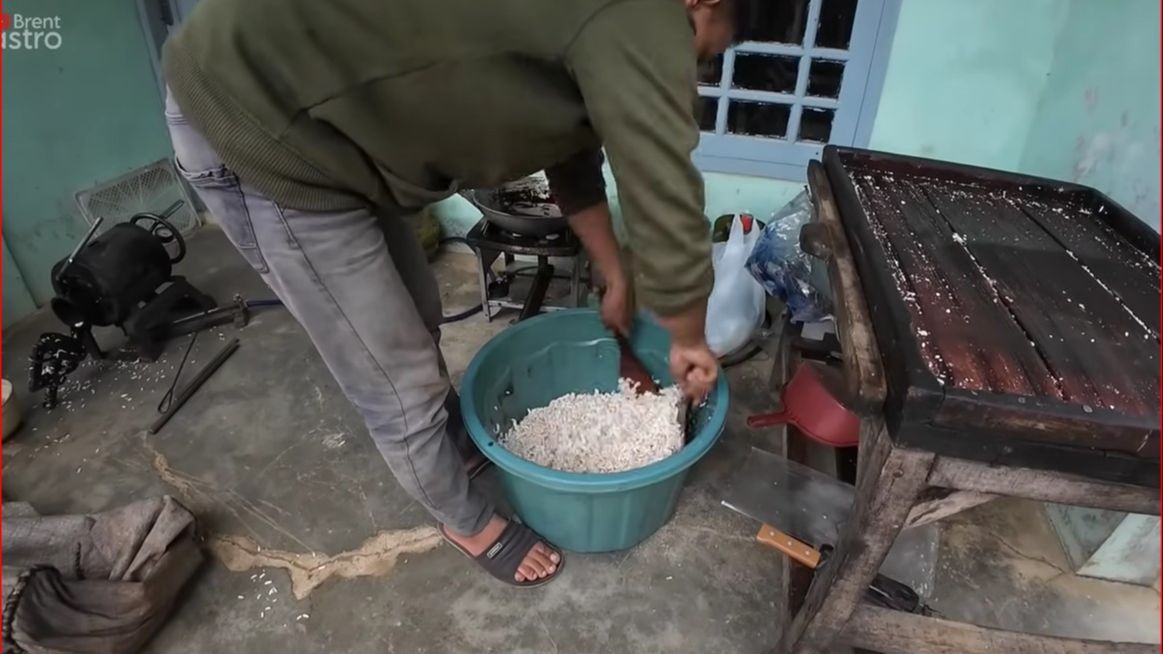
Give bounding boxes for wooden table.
[774,161,1160,654]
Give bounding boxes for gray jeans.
[164,91,492,535]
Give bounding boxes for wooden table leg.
[841,604,1159,654]
[777,424,936,654]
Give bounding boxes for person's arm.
[545,149,624,292]
[566,202,624,291]
[545,149,633,335]
[568,203,634,336]
[563,0,717,399]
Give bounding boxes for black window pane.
[732,54,800,94]
[806,60,845,98]
[698,96,719,132]
[815,0,858,49]
[699,55,724,86]
[728,101,791,139]
[799,107,834,143]
[737,0,810,44]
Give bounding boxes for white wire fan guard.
[75,159,201,236]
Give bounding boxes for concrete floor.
[3,227,1159,652]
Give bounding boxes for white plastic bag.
[705,214,765,356]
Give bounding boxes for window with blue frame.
[695,0,900,181]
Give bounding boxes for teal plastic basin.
[461,309,729,552]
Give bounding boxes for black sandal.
[440,521,564,587]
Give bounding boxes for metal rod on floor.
[148,338,240,435]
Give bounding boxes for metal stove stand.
[463,219,586,321]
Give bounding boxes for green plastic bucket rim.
[460,309,730,494]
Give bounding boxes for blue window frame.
[694,0,901,181]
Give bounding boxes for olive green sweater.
[164,0,710,315]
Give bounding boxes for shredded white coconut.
[499,380,684,473]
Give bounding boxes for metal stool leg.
[571,254,583,307]
[474,246,495,321]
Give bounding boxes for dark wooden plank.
[923,186,1158,417]
[849,175,950,384]
[824,153,949,443]
[779,423,935,654]
[1018,196,1160,333]
[928,456,1161,514]
[935,390,1159,458]
[853,175,1062,398]
[897,421,1159,487]
[841,604,1158,654]
[807,162,887,410]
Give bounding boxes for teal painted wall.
[870,0,1066,170]
[2,238,37,328]
[1032,0,1160,567]
[1019,0,1161,229]
[2,0,172,307]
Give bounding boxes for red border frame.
[1,0,8,579]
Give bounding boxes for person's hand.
[600,278,634,336]
[670,340,718,402]
[656,300,718,402]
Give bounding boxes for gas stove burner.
[474,220,575,252]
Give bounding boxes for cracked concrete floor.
[3,226,1159,652]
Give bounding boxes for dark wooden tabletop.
[820,147,1160,485]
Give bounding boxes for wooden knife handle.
[756,524,822,570]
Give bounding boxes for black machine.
[48,202,213,359]
[29,201,246,408]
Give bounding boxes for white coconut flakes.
[499,379,685,473]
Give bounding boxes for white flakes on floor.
[321,432,347,450]
[499,379,684,473]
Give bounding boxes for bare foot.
[445,515,560,582]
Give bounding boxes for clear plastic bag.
[746,190,832,323]
[705,214,765,356]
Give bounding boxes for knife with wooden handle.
[755,523,927,614]
[756,523,822,569]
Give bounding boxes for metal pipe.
[147,338,240,434]
[55,217,104,282]
[159,199,184,220]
